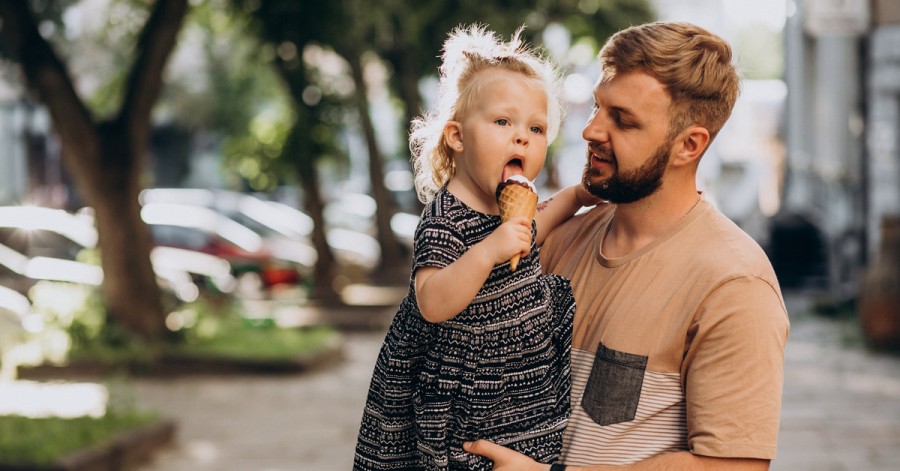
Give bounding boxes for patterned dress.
[354,187,574,470]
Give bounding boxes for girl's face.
[445,69,548,214]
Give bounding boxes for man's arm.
[463,440,770,470]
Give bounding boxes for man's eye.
[611,111,634,129]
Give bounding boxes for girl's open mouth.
[502,157,524,181]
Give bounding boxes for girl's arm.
[415,216,532,323]
[534,184,600,246]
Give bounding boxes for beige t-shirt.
[541,197,789,466]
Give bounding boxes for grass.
[62,323,338,370]
[5,286,336,466]
[60,288,340,367]
[0,411,157,466]
[175,324,336,361]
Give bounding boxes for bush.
[18,280,338,372]
[0,377,157,466]
[0,412,158,466]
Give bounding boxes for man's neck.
[601,188,701,259]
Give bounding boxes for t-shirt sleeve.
[413,215,466,272]
[682,275,790,459]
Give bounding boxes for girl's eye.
[496,119,509,126]
[530,125,544,134]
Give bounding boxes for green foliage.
[60,290,339,364]
[163,294,335,360]
[25,277,335,369]
[0,412,157,466]
[163,1,286,132]
[220,99,297,191]
[43,0,152,118]
[178,323,335,361]
[0,373,156,466]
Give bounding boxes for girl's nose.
[515,129,528,146]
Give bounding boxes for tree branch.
[118,0,188,144]
[0,0,98,166]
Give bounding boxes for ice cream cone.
[497,178,538,271]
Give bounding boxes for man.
[465,21,790,470]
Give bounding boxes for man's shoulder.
[687,206,779,285]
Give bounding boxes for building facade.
[778,0,900,296]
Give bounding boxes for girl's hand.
[480,216,532,266]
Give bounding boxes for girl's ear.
[672,125,710,167]
[443,121,464,152]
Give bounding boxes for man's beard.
[582,139,671,204]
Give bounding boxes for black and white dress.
[354,187,574,470]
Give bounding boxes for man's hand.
[463,440,549,471]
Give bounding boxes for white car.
[140,188,384,271]
[0,205,234,302]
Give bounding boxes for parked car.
[0,206,96,259]
[0,207,103,295]
[323,191,418,252]
[0,284,33,337]
[0,205,234,302]
[140,188,383,271]
[139,202,311,296]
[0,284,31,377]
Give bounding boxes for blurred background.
[1,0,899,470]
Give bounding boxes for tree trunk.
[0,0,188,340]
[347,52,406,281]
[387,48,426,213]
[92,122,166,337]
[272,60,342,304]
[293,123,340,304]
[389,49,424,141]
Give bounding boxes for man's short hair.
[599,21,740,142]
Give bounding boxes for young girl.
[354,24,594,470]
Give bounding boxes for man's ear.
[443,121,464,152]
[673,126,710,167]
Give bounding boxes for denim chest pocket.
[581,342,648,426]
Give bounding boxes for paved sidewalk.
[773,294,900,470]
[132,328,387,470]
[132,293,900,470]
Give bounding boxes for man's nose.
[583,111,609,143]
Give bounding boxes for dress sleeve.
[682,275,790,459]
[413,215,466,272]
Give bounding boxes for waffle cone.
[497,182,537,271]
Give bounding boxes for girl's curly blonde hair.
[409,24,564,204]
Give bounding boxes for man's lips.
[589,147,614,169]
